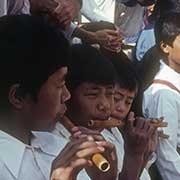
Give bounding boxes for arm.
[73,27,122,52]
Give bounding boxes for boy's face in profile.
[69,82,114,127]
[112,83,136,121]
[163,34,180,69]
[26,67,70,131]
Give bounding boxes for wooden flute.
[61,116,110,172]
[88,117,169,139]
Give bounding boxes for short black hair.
[0,15,70,111]
[155,12,180,55]
[67,44,116,92]
[110,56,139,93]
[151,0,180,21]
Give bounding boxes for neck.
[0,112,31,145]
[169,60,180,74]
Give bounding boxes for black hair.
[150,0,180,22]
[155,12,180,55]
[110,56,140,93]
[66,44,116,92]
[0,15,70,111]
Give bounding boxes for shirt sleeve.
[143,89,180,180]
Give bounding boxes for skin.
[161,34,180,73]
[0,67,70,143]
[73,27,122,52]
[67,82,118,180]
[68,82,114,128]
[112,83,136,121]
[1,65,115,180]
[50,136,109,180]
[30,0,79,30]
[111,83,158,179]
[30,0,122,51]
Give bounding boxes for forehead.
[78,82,114,90]
[115,84,136,97]
[47,67,67,82]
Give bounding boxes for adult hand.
[51,0,79,30]
[95,29,123,53]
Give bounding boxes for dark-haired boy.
[52,44,154,180]
[110,57,157,180]
[0,15,108,180]
[143,12,180,180]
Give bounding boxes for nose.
[116,101,126,113]
[97,96,111,115]
[62,85,71,103]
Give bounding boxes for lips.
[92,115,110,121]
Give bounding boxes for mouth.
[92,115,110,121]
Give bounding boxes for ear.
[160,42,171,54]
[8,84,25,109]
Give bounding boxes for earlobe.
[8,84,24,109]
[160,42,171,54]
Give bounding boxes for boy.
[143,12,180,180]
[0,15,107,180]
[53,44,154,180]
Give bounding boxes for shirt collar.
[53,121,71,139]
[101,129,116,142]
[31,131,68,156]
[0,130,26,179]
[155,60,180,91]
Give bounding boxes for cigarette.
[88,118,125,129]
[61,116,110,172]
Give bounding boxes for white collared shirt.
[143,60,180,180]
[101,128,151,180]
[53,122,151,180]
[0,130,46,180]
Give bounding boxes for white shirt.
[0,130,47,180]
[81,0,115,23]
[101,128,151,180]
[0,0,7,16]
[53,122,151,180]
[143,60,180,180]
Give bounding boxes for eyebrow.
[115,91,134,100]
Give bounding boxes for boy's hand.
[124,112,156,156]
[71,126,118,180]
[50,136,105,180]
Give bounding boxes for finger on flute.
[150,121,168,128]
[158,131,169,139]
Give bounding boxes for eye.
[114,94,123,101]
[106,90,114,96]
[126,100,133,106]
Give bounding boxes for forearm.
[73,27,97,44]
[118,153,144,180]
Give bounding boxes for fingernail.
[97,146,105,152]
